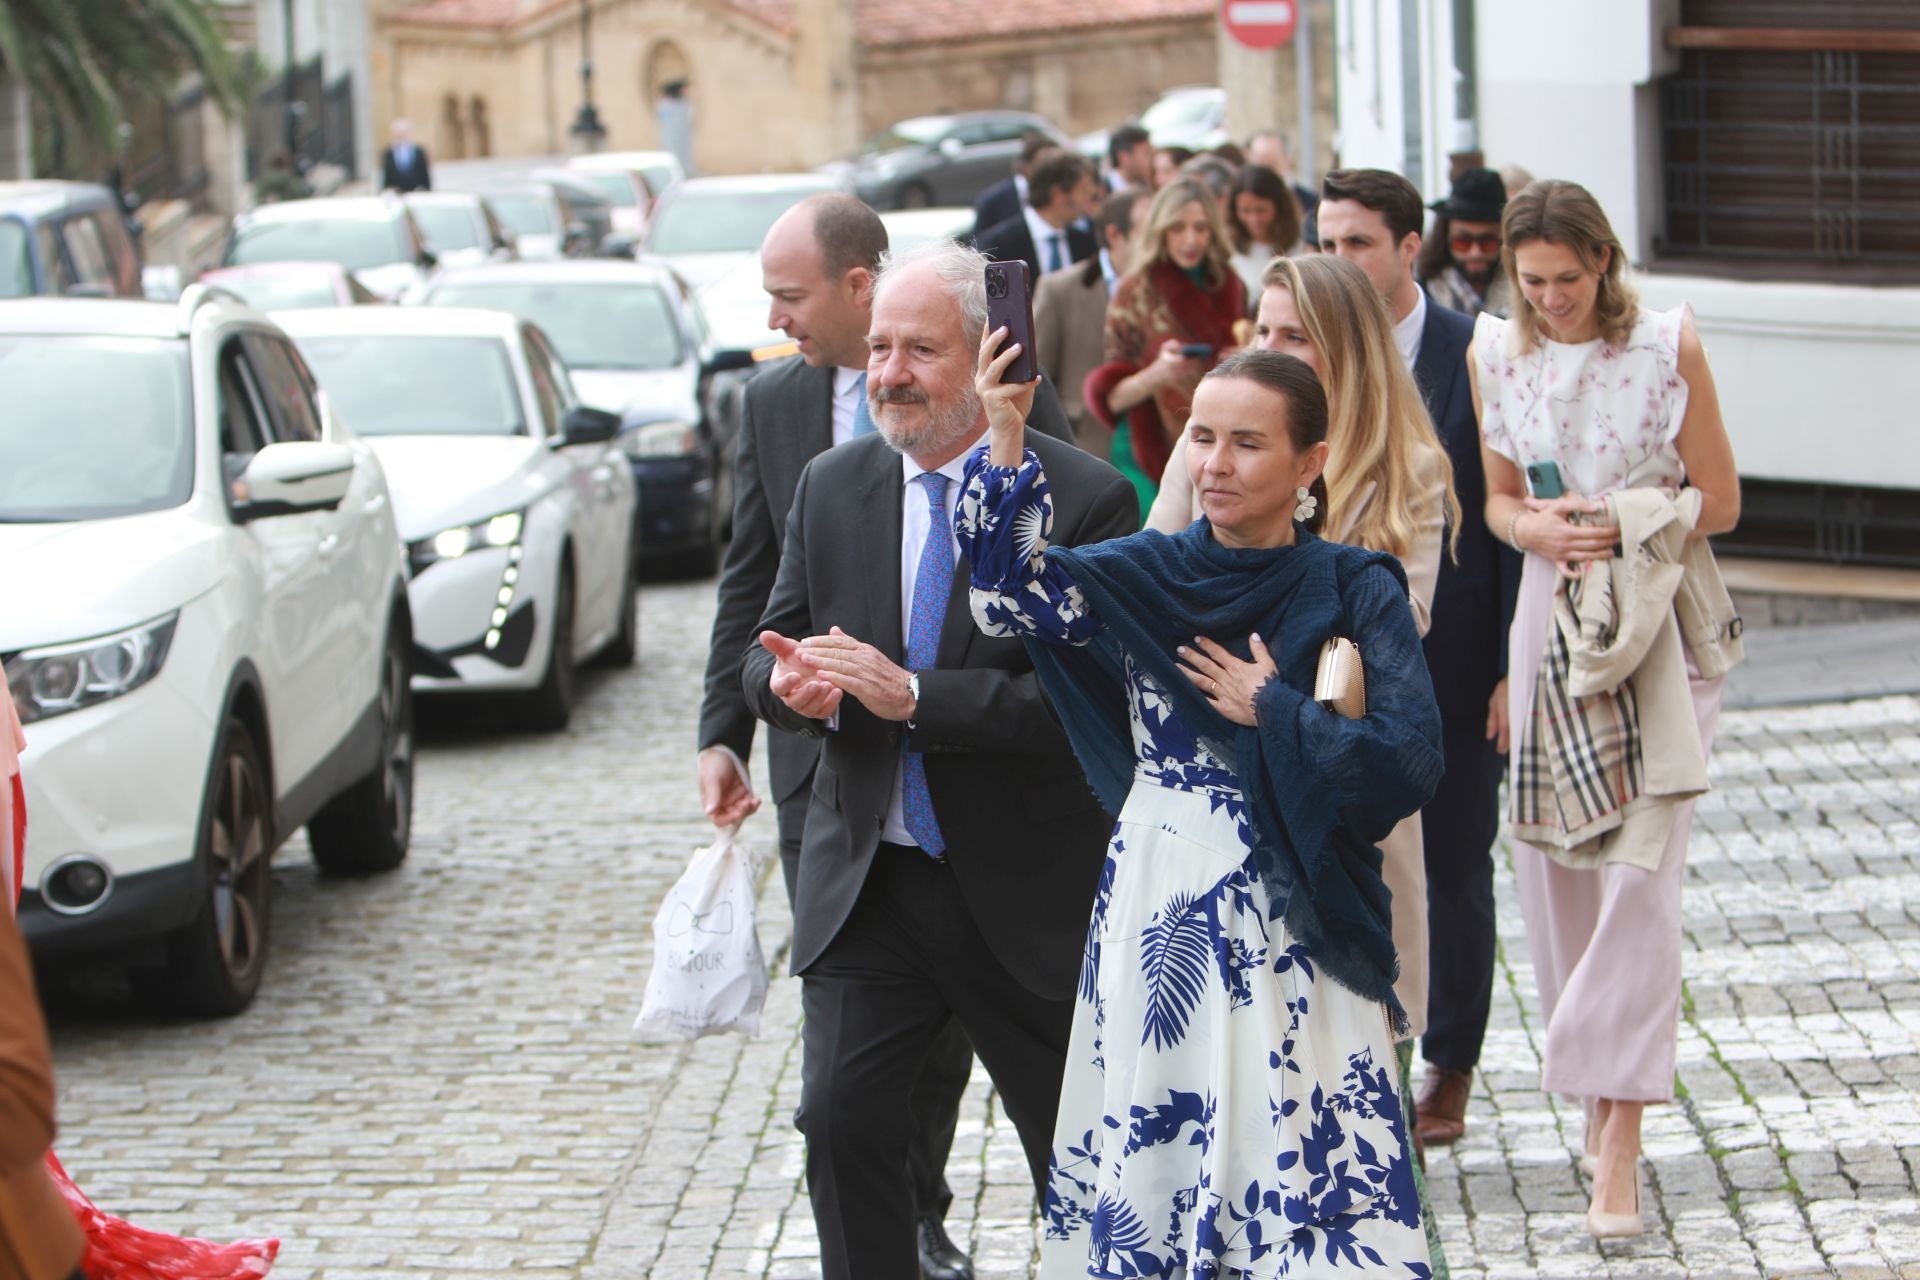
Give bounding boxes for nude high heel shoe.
[1586,1166,1643,1239]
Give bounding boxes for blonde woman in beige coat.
[1148,254,1458,1052]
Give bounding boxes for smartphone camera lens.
[985,268,1007,300]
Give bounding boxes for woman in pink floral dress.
[1468,180,1741,1240]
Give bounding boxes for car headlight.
[5,613,178,725]
[620,420,699,459]
[408,508,525,574]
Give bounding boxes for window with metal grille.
[1658,2,1920,267]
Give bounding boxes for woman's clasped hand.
[1175,633,1276,727]
[1513,492,1615,577]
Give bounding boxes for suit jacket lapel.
[861,445,906,662]
[1413,290,1462,419]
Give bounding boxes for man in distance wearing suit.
[975,151,1100,282]
[379,118,431,193]
[1317,168,1523,1150]
[742,239,1137,1279]
[1033,186,1150,457]
[697,195,1076,1280]
[969,131,1056,240]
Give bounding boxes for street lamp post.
[569,0,606,153]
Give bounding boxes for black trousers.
[777,793,971,1222]
[797,846,1072,1280]
[1421,713,1505,1072]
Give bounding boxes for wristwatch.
[906,671,921,728]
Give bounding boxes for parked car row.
[0,151,986,1019]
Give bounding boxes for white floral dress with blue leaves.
[959,453,1428,1279]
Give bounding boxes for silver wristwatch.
[907,671,921,727]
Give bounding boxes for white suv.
[0,288,415,1015]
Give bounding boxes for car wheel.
[523,558,576,731]
[309,621,414,875]
[164,714,273,1017]
[898,181,933,209]
[597,549,639,668]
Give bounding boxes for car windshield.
[409,202,485,252]
[426,281,682,371]
[209,271,341,311]
[648,186,825,256]
[576,172,638,207]
[0,221,31,298]
[1142,93,1220,131]
[294,334,525,436]
[228,215,410,271]
[0,336,193,521]
[862,118,948,153]
[487,193,558,237]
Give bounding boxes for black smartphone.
[1180,342,1214,359]
[1525,459,1566,499]
[983,260,1038,385]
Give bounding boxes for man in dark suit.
[1318,168,1522,1149]
[974,151,1100,282]
[742,239,1137,1280]
[969,131,1056,241]
[379,118,431,193]
[698,196,1079,1280]
[1033,186,1149,455]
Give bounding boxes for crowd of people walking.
[698,115,1743,1279]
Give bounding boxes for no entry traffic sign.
[1221,0,1297,49]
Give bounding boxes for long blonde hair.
[1261,254,1461,561]
[1131,178,1236,293]
[1501,179,1638,352]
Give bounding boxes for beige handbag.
[1314,637,1365,719]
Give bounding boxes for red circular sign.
[1221,0,1297,49]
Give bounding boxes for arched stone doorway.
[643,40,690,102]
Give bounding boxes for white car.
[277,306,637,730]
[223,195,438,301]
[0,289,415,1015]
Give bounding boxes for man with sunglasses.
[1419,167,1514,318]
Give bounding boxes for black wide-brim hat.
[1431,167,1507,223]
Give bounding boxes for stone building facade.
[372,0,1229,174]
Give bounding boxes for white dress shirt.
[1023,204,1071,274]
[876,437,983,848]
[1393,285,1428,369]
[831,365,864,445]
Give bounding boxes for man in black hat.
[1417,167,1512,318]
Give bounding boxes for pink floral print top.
[1474,304,1692,498]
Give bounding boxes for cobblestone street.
[40,576,1920,1279]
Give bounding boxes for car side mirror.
[558,404,621,447]
[417,247,439,270]
[230,441,356,520]
[703,347,755,374]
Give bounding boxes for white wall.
[1639,274,1920,489]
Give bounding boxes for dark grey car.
[835,111,1071,211]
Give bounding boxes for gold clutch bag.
[1314,637,1366,719]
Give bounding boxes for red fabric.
[49,1154,278,1279]
[11,773,279,1277]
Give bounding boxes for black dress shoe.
[917,1213,974,1280]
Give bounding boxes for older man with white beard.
[742,239,1138,1279]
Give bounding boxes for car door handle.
[317,533,340,557]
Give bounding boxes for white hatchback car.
[277,306,637,730]
[0,289,415,1015]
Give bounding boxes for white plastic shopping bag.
[633,822,768,1040]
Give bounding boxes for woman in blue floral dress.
[957,337,1444,1277]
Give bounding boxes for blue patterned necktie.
[900,472,951,857]
[851,371,877,437]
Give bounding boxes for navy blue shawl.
[1030,519,1444,1024]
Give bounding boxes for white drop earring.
[1294,485,1318,523]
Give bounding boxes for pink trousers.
[1506,555,1723,1103]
